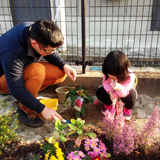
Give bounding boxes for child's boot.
[123,108,132,120]
[101,104,116,117]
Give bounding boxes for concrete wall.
[56,69,160,98]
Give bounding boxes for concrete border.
[56,70,160,98]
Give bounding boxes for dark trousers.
[96,86,137,110]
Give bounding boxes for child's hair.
[102,50,130,83]
[29,19,64,48]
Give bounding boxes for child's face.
[107,74,118,81]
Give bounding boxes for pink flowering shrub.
[102,100,125,141]
[84,138,107,158]
[102,99,160,156]
[113,121,136,155]
[135,107,160,151]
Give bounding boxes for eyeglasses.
[35,40,55,54]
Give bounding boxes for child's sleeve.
[102,75,114,93]
[115,72,135,97]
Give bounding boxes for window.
[151,0,160,31]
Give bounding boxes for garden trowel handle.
[112,99,118,116]
[54,116,72,124]
[112,99,116,106]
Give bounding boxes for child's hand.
[113,82,123,91]
[109,79,116,88]
[109,79,122,91]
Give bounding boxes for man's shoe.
[123,108,132,120]
[101,104,115,117]
[17,107,44,128]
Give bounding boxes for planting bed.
[1,134,160,160]
[0,89,160,160]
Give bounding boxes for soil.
[0,88,160,160]
[1,100,160,160]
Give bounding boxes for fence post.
[81,0,86,74]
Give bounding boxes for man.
[0,19,77,127]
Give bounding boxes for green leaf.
[77,129,82,135]
[68,124,77,130]
[47,136,56,144]
[60,134,67,142]
[62,123,69,129]
[81,106,85,117]
[64,97,69,106]
[106,153,111,158]
[55,118,63,131]
[53,130,59,139]
[76,119,83,129]
[78,86,83,90]
[75,110,80,118]
[66,131,76,136]
[83,132,96,138]
[83,97,89,104]
[76,118,82,125]
[69,88,77,94]
[85,94,94,103]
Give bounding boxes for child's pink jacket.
[102,69,136,98]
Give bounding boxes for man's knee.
[24,63,45,81]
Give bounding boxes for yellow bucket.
[40,98,58,111]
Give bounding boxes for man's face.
[30,38,57,56]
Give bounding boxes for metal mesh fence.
[0,0,160,69]
[86,0,160,67]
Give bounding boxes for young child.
[96,50,137,120]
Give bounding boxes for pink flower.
[90,141,97,149]
[84,145,90,151]
[78,151,85,158]
[73,155,81,160]
[84,139,91,146]
[99,140,107,152]
[67,151,75,160]
[84,138,107,158]
[88,151,95,158]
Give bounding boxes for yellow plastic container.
[40,98,58,111]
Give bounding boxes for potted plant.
[65,86,94,118]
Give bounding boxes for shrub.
[102,100,160,155]
[113,121,135,155]
[102,100,125,141]
[135,106,160,151]
[0,99,19,154]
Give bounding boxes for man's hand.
[63,64,77,81]
[41,107,63,121]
